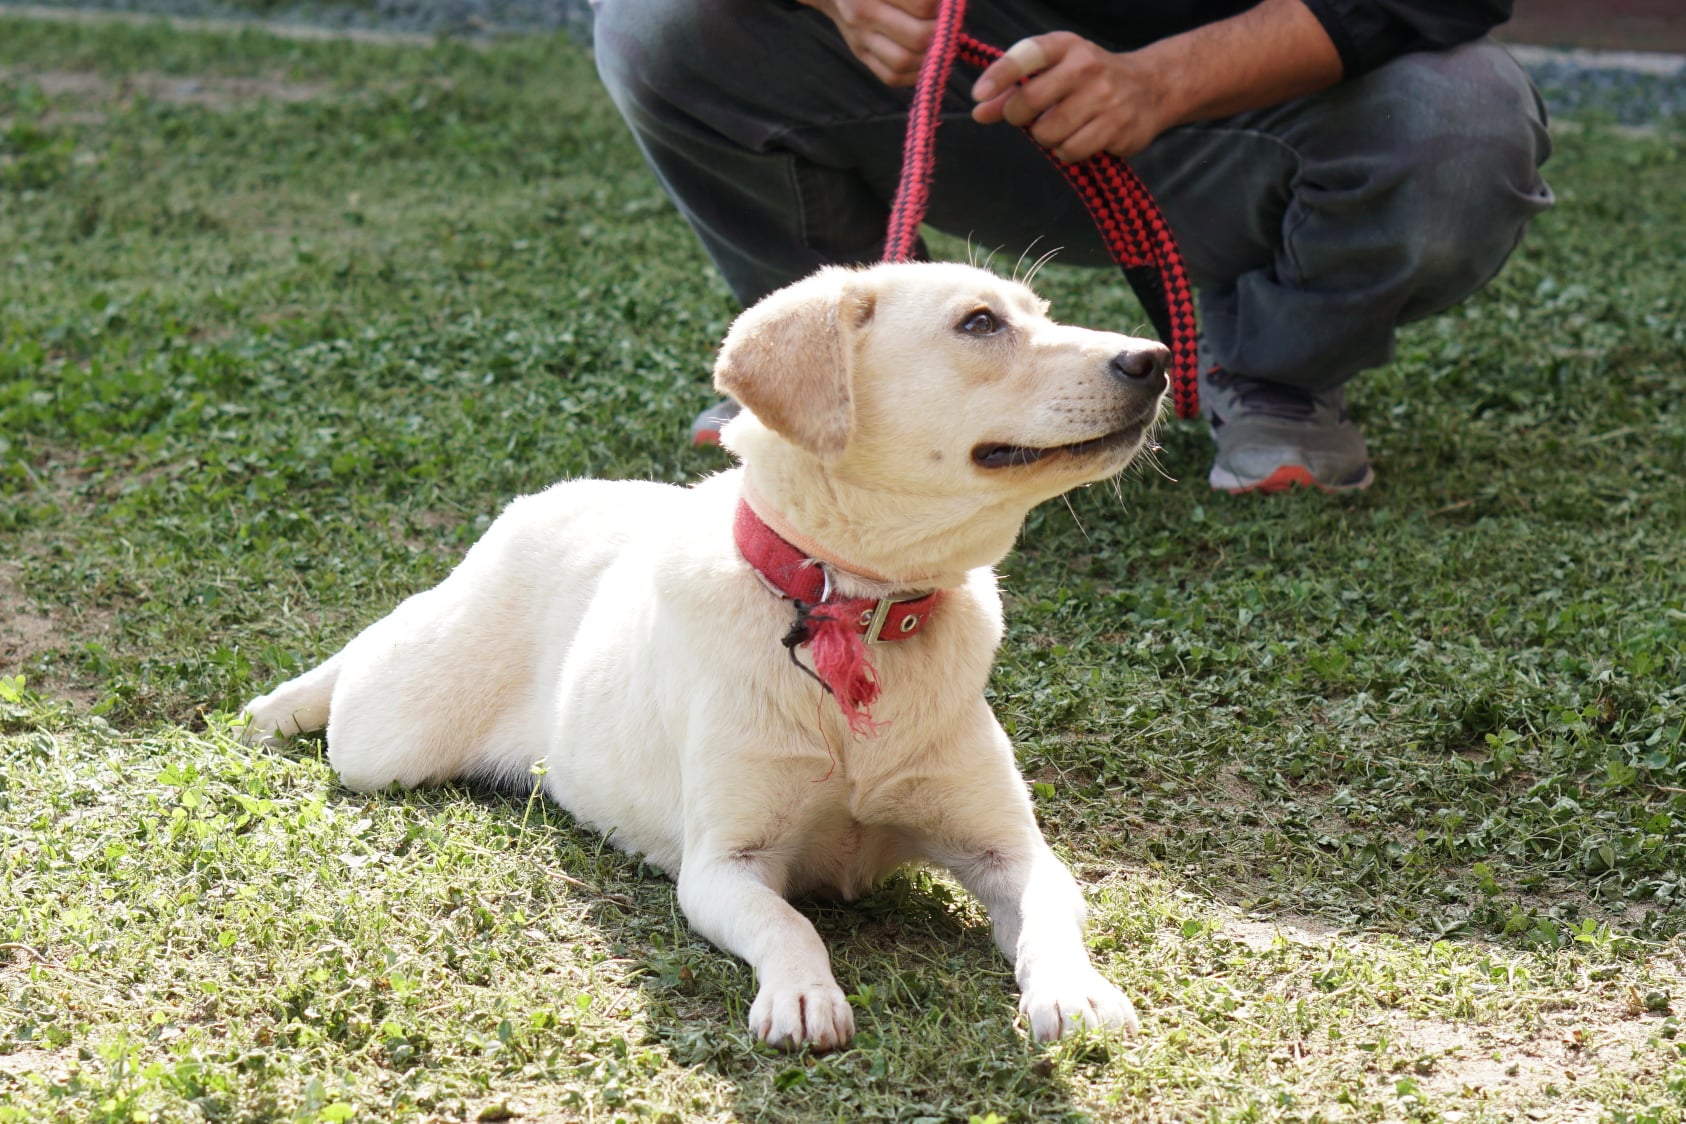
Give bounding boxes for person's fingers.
[856,28,926,83]
[997,60,1086,129]
[970,33,1162,160]
[970,33,1067,102]
[864,0,936,55]
[880,0,939,19]
[825,0,936,85]
[1047,118,1114,163]
[1002,37,1051,78]
[970,88,1014,124]
[1021,93,1082,148]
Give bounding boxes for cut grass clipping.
[3,14,1685,1123]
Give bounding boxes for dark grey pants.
[593,0,1553,391]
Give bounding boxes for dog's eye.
[959,309,1003,336]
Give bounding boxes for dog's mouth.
[971,422,1146,470]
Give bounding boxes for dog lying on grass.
[241,260,1168,1050]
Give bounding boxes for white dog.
[241,261,1168,1050]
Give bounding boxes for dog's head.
[715,262,1168,578]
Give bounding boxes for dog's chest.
[766,638,995,899]
[785,809,914,900]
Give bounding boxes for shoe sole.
[1210,463,1375,495]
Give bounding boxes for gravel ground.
[3,0,1683,127]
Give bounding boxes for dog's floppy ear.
[714,267,876,459]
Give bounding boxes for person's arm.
[971,0,1343,162]
[1302,0,1512,78]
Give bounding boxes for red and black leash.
[759,5,1202,737]
[882,0,1200,419]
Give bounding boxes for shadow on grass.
[313,766,1117,1123]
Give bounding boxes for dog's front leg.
[677,847,854,1051]
[949,837,1139,1040]
[919,717,1138,1040]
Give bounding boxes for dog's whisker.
[1011,237,1046,285]
[1142,442,1178,484]
[963,236,1006,277]
[1023,245,1063,287]
[1060,493,1093,542]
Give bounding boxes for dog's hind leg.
[316,589,550,793]
[239,650,344,747]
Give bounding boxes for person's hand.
[970,33,1173,161]
[802,0,940,87]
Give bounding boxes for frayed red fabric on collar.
[733,499,942,736]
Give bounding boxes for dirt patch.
[1388,1003,1676,1117]
[0,4,441,47]
[0,445,109,705]
[0,63,335,120]
[0,571,107,703]
[0,1045,78,1084]
[390,508,472,560]
[1218,913,1344,951]
[1201,909,1684,1114]
[1215,762,1255,807]
[0,563,61,681]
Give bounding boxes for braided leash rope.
[882,0,1201,419]
[882,0,967,264]
[772,6,1200,734]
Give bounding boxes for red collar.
[733,500,942,643]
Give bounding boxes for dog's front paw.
[748,978,855,1051]
[1019,967,1138,1041]
[237,692,326,748]
[236,698,282,747]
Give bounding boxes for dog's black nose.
[1110,345,1170,388]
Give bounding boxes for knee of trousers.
[593,0,691,119]
[1306,44,1554,318]
[594,0,789,125]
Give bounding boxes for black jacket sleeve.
[1298,0,1512,77]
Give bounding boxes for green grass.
[3,14,1685,1122]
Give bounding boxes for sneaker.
[690,398,742,447]
[1201,366,1374,494]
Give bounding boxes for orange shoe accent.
[1220,464,1374,495]
[1223,465,1319,495]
